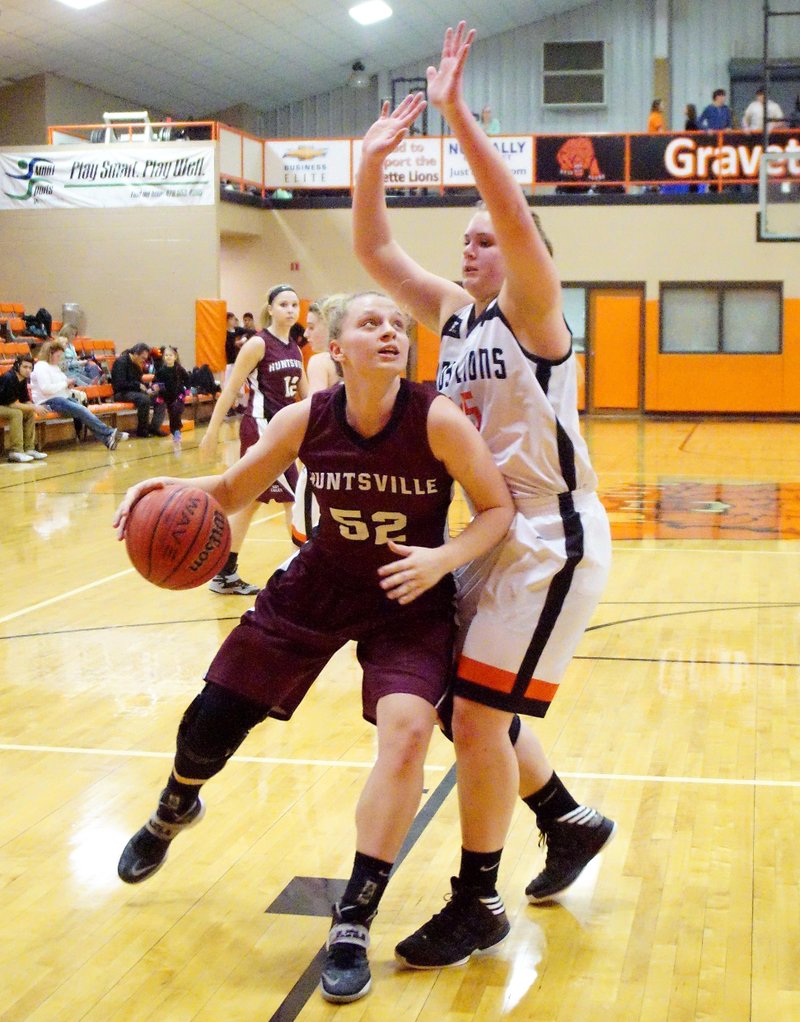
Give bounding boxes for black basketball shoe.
[319,908,371,1003]
[394,877,510,969]
[526,806,616,902]
[117,796,205,884]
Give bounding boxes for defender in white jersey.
[354,21,615,970]
[437,297,610,718]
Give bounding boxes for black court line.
[4,601,800,649]
[585,602,800,633]
[573,653,800,668]
[0,616,242,642]
[0,447,196,492]
[6,596,800,641]
[266,764,457,1022]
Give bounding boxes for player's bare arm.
[115,401,311,540]
[198,335,266,459]
[354,96,467,333]
[428,22,568,360]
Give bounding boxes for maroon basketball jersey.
[245,329,304,420]
[297,380,453,586]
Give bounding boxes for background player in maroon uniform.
[113,292,514,1004]
[200,284,308,595]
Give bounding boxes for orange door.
[590,290,642,411]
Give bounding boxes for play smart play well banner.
[0,146,216,209]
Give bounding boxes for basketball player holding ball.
[199,284,308,596]
[113,291,514,1003]
[353,22,615,969]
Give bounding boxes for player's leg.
[510,719,616,901]
[208,500,260,595]
[394,696,514,969]
[321,693,437,1002]
[118,683,268,883]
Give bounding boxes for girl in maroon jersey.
[199,284,308,595]
[113,291,514,1003]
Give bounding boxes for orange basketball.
[125,485,231,590]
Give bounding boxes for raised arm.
[353,95,467,333]
[427,22,568,359]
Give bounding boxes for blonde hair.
[57,323,78,341]
[37,339,66,362]
[259,284,298,328]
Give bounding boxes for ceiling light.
[349,1,392,26]
[348,60,370,89]
[55,0,108,9]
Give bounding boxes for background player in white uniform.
[200,285,308,594]
[354,21,614,968]
[291,295,344,545]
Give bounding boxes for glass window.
[661,288,718,353]
[722,289,781,353]
[660,284,782,354]
[562,287,586,353]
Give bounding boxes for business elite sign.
[0,146,216,209]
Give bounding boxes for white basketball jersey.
[437,299,597,501]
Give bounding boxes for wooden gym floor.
[0,416,798,1022]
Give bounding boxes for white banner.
[352,138,442,187]
[0,146,216,209]
[443,135,533,186]
[265,140,351,189]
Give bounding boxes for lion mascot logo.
[556,137,604,181]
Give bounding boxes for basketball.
[125,485,231,590]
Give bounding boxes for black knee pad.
[175,683,268,780]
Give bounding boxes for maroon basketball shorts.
[239,413,298,504]
[205,549,455,724]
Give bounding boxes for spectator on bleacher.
[224,313,249,413]
[241,312,257,338]
[0,354,47,463]
[58,324,103,385]
[479,105,501,135]
[225,313,245,370]
[153,345,191,452]
[648,99,665,132]
[685,104,699,130]
[698,89,733,131]
[111,342,166,438]
[741,87,785,133]
[31,340,126,450]
[0,319,20,343]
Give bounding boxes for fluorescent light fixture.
[56,0,108,9]
[349,1,392,26]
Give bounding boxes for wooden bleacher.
[1,332,219,452]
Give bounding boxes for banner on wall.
[0,146,216,209]
[353,137,442,187]
[265,140,351,189]
[442,136,532,186]
[629,130,800,182]
[535,134,626,186]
